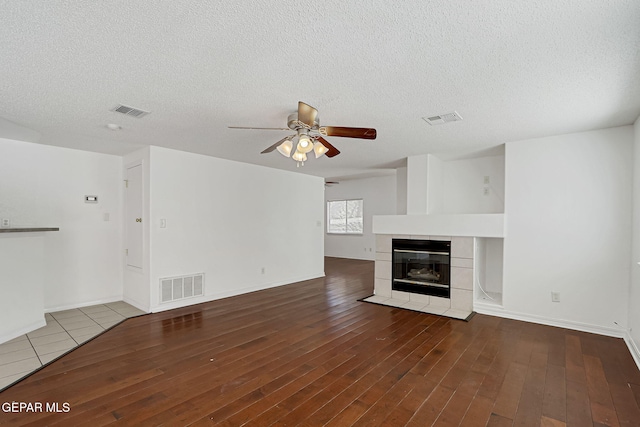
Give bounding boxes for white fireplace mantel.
[372,213,505,238]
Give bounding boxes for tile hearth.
[372,234,475,320]
[362,294,473,320]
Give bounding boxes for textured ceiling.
[1,0,639,180]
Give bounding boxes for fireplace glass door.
[392,239,451,298]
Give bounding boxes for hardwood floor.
[1,257,639,426]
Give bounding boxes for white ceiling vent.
[422,111,463,126]
[111,104,150,118]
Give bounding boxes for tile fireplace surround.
[365,235,474,320]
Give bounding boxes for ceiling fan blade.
[229,126,290,131]
[298,102,318,127]
[317,136,340,158]
[319,126,377,139]
[261,136,290,154]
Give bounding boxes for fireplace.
[392,239,451,298]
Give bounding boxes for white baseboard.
[624,331,640,372]
[44,295,124,313]
[122,297,149,313]
[151,272,325,313]
[474,303,626,339]
[0,318,46,345]
[474,302,640,371]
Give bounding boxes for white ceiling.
[1,1,639,180]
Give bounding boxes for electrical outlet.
[483,187,490,196]
[551,292,560,302]
[1,219,9,227]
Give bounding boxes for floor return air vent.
[160,273,204,303]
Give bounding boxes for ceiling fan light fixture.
[313,140,329,158]
[244,101,377,167]
[292,150,307,162]
[276,139,293,157]
[296,134,314,154]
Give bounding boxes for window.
[327,199,363,234]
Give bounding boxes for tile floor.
[362,295,473,320]
[0,301,145,391]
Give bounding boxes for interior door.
[125,163,143,269]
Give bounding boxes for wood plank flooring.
[1,257,639,426]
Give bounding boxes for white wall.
[147,146,325,312]
[406,155,428,214]
[426,155,444,213]
[325,174,397,260]
[423,154,505,214]
[0,138,123,312]
[0,234,46,343]
[630,116,640,361]
[396,166,407,215]
[441,155,505,214]
[404,152,505,215]
[503,126,633,332]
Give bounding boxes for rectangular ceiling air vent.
[422,111,463,126]
[111,104,150,118]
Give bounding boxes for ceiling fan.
[229,102,376,166]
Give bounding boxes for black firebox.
[392,239,451,298]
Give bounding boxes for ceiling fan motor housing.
[288,113,319,130]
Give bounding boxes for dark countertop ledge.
[0,227,60,233]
